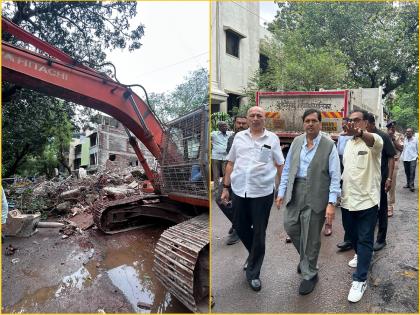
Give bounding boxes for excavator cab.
[159,106,209,205]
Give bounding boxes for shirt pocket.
[258,147,272,164]
[356,151,368,169]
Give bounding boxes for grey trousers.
[283,179,325,280]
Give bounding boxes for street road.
[211,160,418,313]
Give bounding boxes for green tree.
[2,89,73,177]
[246,32,352,106]
[2,2,144,65]
[387,77,418,130]
[269,2,418,96]
[149,67,209,122]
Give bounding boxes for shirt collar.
[303,132,322,147]
[244,128,268,138]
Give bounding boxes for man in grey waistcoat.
[276,108,341,295]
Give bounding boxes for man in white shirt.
[402,128,418,192]
[221,106,284,292]
[211,121,233,197]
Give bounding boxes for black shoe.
[248,278,261,291]
[404,184,410,188]
[226,230,240,245]
[243,258,248,270]
[297,264,301,274]
[299,274,318,295]
[337,241,352,251]
[285,236,292,243]
[228,226,234,235]
[410,187,415,192]
[373,241,386,251]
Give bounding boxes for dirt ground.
[2,226,190,313]
[211,159,418,313]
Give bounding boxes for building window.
[211,102,220,114]
[109,154,116,161]
[90,154,96,166]
[227,93,241,115]
[226,30,240,58]
[74,144,82,156]
[74,158,81,170]
[259,53,269,73]
[90,133,97,147]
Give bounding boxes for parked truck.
[256,88,384,144]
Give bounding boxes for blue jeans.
[342,205,378,282]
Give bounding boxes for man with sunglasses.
[341,109,383,303]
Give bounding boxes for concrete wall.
[211,2,271,112]
[70,115,156,172]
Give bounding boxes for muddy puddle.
[4,227,190,313]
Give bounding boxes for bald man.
[221,106,285,291]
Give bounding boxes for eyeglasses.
[347,118,363,123]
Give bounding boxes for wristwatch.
[223,183,231,189]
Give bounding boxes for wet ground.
[2,225,190,313]
[212,159,418,313]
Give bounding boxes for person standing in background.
[211,121,233,198]
[386,120,404,217]
[401,128,418,192]
[366,113,396,252]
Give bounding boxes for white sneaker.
[348,280,367,302]
[348,254,357,268]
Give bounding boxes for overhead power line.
[137,51,208,76]
[230,1,273,25]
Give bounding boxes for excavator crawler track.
[154,214,209,313]
[92,195,190,234]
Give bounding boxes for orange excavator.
[2,17,209,312]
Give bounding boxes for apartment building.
[211,1,271,114]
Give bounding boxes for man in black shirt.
[366,113,396,251]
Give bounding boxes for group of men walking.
[212,106,417,303]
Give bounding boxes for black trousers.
[232,191,274,280]
[403,160,417,188]
[376,178,388,243]
[339,155,351,243]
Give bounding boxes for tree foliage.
[2,1,144,65]
[149,67,209,123]
[386,77,418,131]
[246,31,352,106]
[268,2,418,97]
[2,89,74,177]
[2,2,144,177]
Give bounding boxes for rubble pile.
[4,165,148,227]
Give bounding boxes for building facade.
[211,1,271,114]
[69,115,156,172]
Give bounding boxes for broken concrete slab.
[66,212,94,231]
[128,181,138,189]
[56,201,72,212]
[3,210,41,237]
[60,187,85,200]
